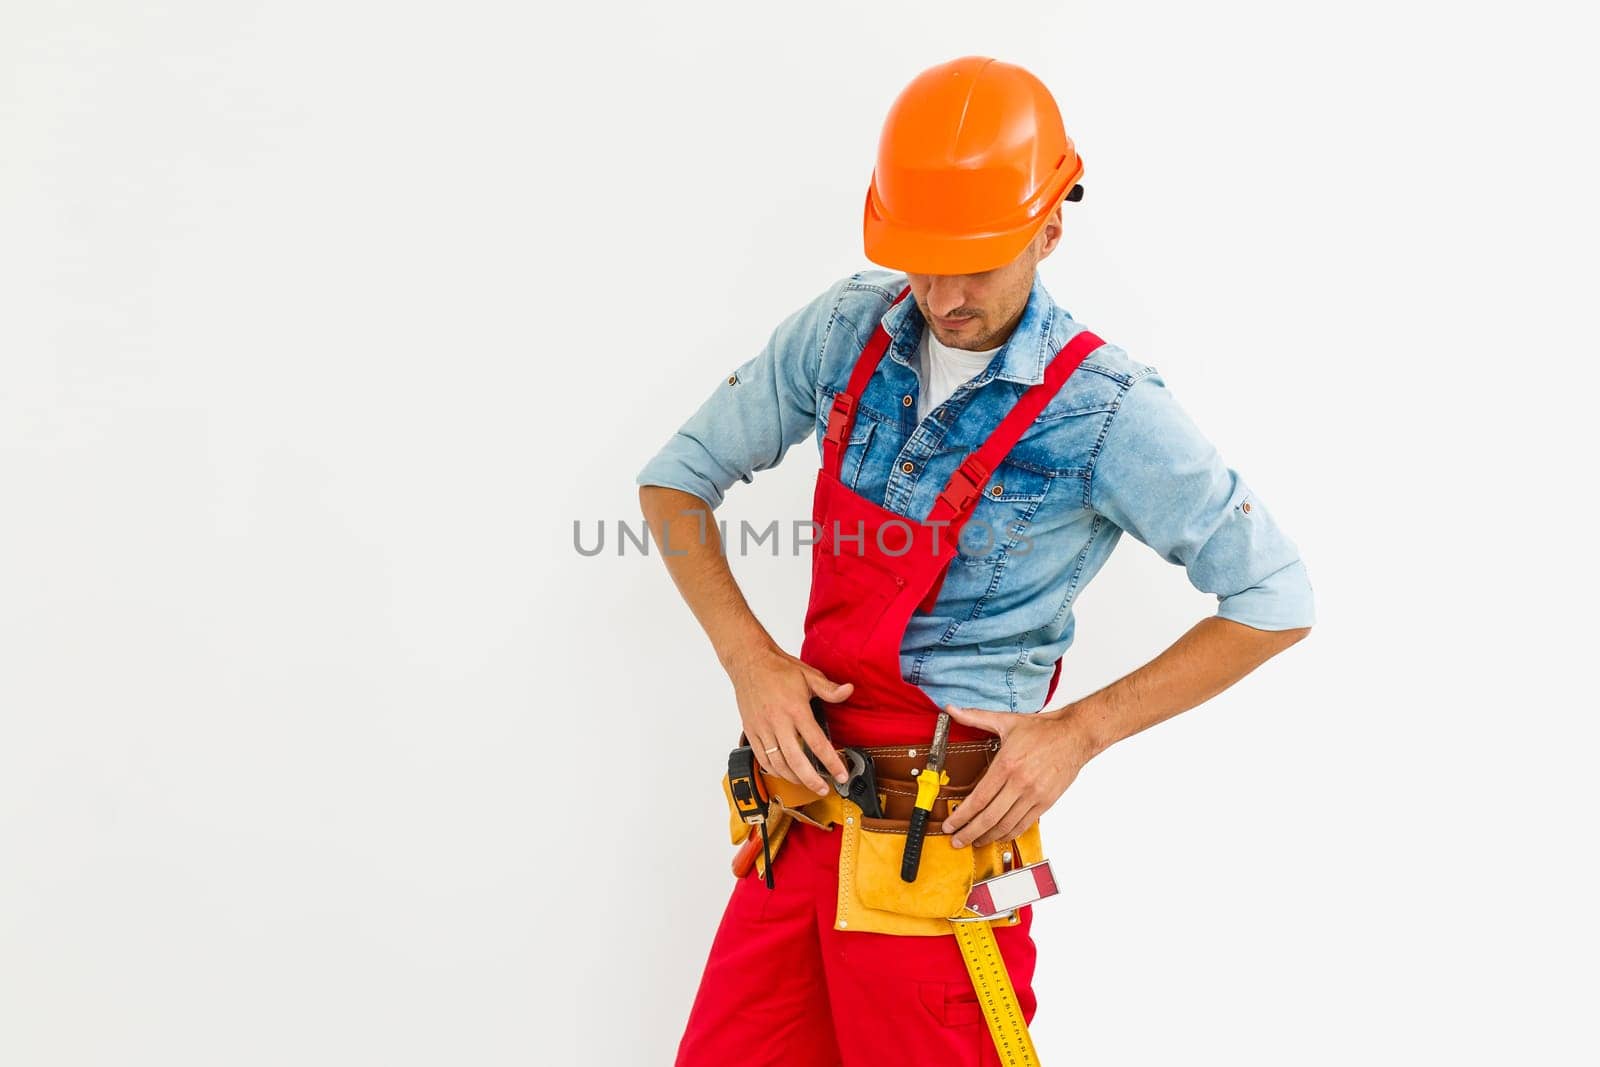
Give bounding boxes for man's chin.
[935,326,989,350]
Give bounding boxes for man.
[638,56,1313,1066]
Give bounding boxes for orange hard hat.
[863,56,1084,275]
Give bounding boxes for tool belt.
[721,738,1046,937]
[721,738,1052,1064]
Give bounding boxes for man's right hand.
[725,646,854,797]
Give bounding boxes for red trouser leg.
[675,821,842,1066]
[676,821,1038,1067]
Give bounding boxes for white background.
[3,2,1596,1064]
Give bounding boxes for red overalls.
[676,287,1105,1066]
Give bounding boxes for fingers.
[796,715,850,786]
[947,783,1022,849]
[962,795,1027,849]
[760,735,810,790]
[755,728,803,785]
[805,666,854,703]
[776,729,833,797]
[755,720,843,795]
[1003,808,1044,851]
[944,702,1009,738]
[971,799,1038,848]
[751,736,784,777]
[941,762,1005,838]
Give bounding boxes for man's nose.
[925,277,968,317]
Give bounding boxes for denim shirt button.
[900,461,915,474]
[902,394,913,407]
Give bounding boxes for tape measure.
[950,918,1040,1067]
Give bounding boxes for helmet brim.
[861,160,1084,275]
[863,204,1040,275]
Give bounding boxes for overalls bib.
[678,287,1105,1067]
[804,286,1103,748]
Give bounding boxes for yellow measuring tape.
[950,918,1040,1066]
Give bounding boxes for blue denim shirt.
[637,269,1315,713]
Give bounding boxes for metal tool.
[806,746,866,799]
[807,697,880,808]
[900,711,951,882]
[840,745,883,817]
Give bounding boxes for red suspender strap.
[821,286,912,479]
[918,328,1107,612]
[926,328,1106,528]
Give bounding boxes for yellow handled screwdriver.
[901,711,951,882]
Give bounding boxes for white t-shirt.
[915,328,1001,422]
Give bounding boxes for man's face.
[904,204,1064,351]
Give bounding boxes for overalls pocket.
[803,518,907,661]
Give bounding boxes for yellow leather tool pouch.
[833,797,1045,937]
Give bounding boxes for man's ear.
[1036,202,1065,261]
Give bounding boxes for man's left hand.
[939,702,1097,849]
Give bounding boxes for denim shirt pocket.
[839,419,877,491]
[817,387,882,492]
[954,460,1052,563]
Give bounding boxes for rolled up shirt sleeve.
[1089,369,1315,630]
[634,280,841,509]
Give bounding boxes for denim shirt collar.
[879,272,1062,387]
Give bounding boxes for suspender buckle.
[823,392,858,451]
[935,456,991,516]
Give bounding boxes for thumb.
[807,670,854,703]
[944,703,1009,736]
